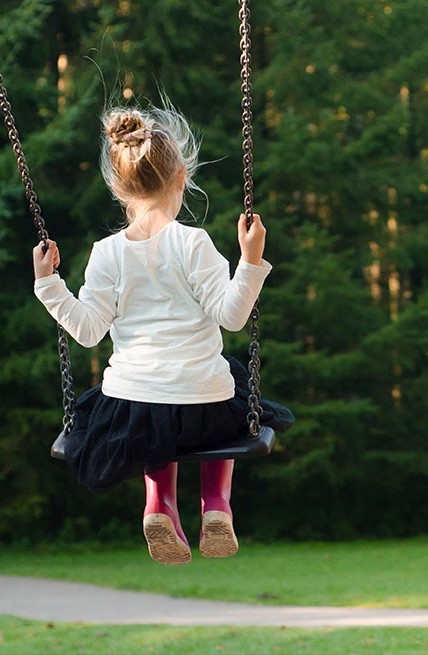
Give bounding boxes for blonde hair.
[100,99,203,219]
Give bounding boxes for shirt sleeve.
[187,230,272,331]
[34,242,117,347]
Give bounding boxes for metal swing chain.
[0,74,75,436]
[238,0,263,438]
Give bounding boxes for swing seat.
[50,426,276,462]
[175,426,276,462]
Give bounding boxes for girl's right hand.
[237,213,266,266]
[33,239,61,279]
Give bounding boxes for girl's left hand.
[237,213,266,266]
[33,239,60,279]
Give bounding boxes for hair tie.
[122,130,152,145]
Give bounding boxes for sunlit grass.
[2,538,428,608]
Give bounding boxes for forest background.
[2,0,428,545]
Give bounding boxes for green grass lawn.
[1,618,428,655]
[2,537,428,608]
[2,540,428,654]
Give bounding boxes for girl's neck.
[126,195,181,241]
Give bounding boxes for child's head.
[101,100,201,218]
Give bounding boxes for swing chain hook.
[238,0,263,438]
[0,74,75,436]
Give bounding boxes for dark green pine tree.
[3,0,428,543]
[233,0,428,539]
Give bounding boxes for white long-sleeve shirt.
[34,221,272,404]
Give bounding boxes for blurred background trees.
[2,0,428,544]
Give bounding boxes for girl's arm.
[33,240,117,347]
[187,214,272,332]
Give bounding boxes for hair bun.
[101,98,202,207]
[105,110,145,145]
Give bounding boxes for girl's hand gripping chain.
[237,213,266,266]
[33,239,61,280]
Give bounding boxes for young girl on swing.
[33,102,293,565]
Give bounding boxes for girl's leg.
[199,459,238,558]
[143,462,191,565]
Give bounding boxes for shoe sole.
[199,510,239,558]
[143,513,191,566]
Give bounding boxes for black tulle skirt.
[64,356,295,493]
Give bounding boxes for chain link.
[0,74,75,436]
[238,0,263,438]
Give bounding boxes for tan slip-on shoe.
[199,510,239,558]
[143,513,191,565]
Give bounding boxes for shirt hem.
[101,383,235,405]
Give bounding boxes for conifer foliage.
[2,0,428,542]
